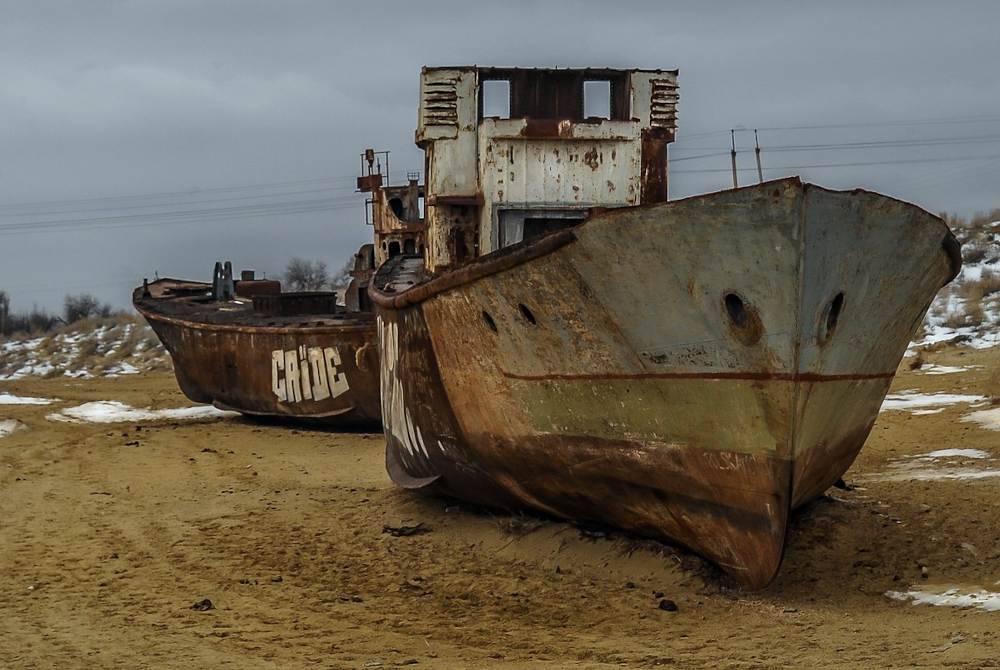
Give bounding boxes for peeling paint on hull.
[371,178,960,588]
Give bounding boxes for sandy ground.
[1,346,998,669]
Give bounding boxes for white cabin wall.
[476,120,643,254]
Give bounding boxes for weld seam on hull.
[498,370,896,382]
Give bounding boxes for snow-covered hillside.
[913,219,1000,351]
[0,315,170,380]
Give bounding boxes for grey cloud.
[1,0,998,310]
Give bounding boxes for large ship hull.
[371,179,960,588]
[134,282,381,429]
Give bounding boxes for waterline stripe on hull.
[499,370,896,382]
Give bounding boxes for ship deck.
[133,279,374,330]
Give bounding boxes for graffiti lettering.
[378,317,429,460]
[271,346,349,403]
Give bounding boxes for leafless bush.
[0,304,59,336]
[942,307,975,329]
[980,269,1000,297]
[964,245,987,264]
[284,258,329,291]
[64,293,114,323]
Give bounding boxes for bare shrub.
[284,258,329,292]
[73,337,99,364]
[964,295,985,327]
[980,269,1000,297]
[64,294,114,323]
[963,245,987,264]
[0,290,8,335]
[942,308,974,329]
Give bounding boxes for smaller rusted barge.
[135,151,426,428]
[134,249,382,427]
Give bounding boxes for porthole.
[818,292,845,343]
[482,310,498,333]
[722,291,763,346]
[724,293,747,328]
[518,303,537,325]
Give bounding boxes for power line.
[0,202,364,238]
[0,194,361,231]
[0,174,361,212]
[672,152,1000,175]
[670,133,1000,154]
[753,114,1000,132]
[0,183,362,219]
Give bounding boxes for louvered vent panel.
[649,78,679,129]
[422,78,459,128]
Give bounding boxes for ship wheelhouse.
[416,66,679,272]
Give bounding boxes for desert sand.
[1,345,998,669]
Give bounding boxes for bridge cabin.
[415,66,679,273]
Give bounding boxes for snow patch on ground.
[868,448,999,482]
[875,467,1000,482]
[0,419,27,438]
[919,448,991,460]
[916,364,980,375]
[47,401,235,424]
[0,393,58,405]
[886,588,1000,612]
[880,391,987,412]
[962,407,1000,431]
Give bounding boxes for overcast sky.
[2,0,999,311]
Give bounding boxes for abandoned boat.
[133,253,379,427]
[135,159,426,428]
[369,66,961,588]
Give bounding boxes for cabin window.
[583,80,611,119]
[498,208,588,247]
[388,241,401,257]
[388,197,405,219]
[482,80,511,119]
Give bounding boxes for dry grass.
[980,268,1000,297]
[942,308,972,329]
[986,366,1000,406]
[964,245,988,264]
[495,513,546,536]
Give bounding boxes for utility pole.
[730,130,738,189]
[754,129,764,184]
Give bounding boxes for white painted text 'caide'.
[271,346,349,403]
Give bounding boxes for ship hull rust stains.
[370,178,960,588]
[134,281,381,429]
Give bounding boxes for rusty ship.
[135,154,426,429]
[369,66,962,587]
